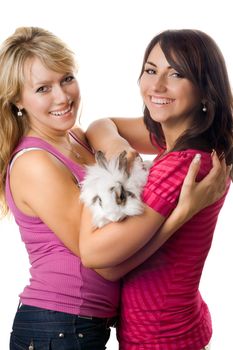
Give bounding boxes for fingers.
[183,153,201,186]
[179,151,231,213]
[201,151,224,187]
[210,150,226,177]
[126,149,140,172]
[226,164,232,178]
[203,150,229,200]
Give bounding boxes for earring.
[202,103,207,112]
[17,108,23,117]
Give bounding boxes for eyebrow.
[32,73,71,87]
[33,80,52,87]
[146,61,173,70]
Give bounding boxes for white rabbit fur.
[80,151,151,228]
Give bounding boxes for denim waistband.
[77,314,117,327]
[15,304,117,330]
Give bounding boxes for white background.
[0,1,232,349]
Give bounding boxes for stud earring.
[17,108,23,117]
[202,103,207,112]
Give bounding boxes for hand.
[178,151,231,217]
[102,140,140,173]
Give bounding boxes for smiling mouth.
[50,103,72,116]
[151,97,175,105]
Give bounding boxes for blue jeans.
[10,304,115,350]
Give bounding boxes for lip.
[50,102,73,116]
[150,96,175,106]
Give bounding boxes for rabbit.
[80,150,151,228]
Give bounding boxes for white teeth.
[50,105,71,116]
[151,97,174,105]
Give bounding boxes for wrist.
[173,202,192,227]
[105,138,134,159]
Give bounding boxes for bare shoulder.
[10,149,75,197]
[10,148,80,217]
[11,149,67,176]
[9,149,81,256]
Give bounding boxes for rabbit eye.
[92,195,102,207]
[126,191,136,198]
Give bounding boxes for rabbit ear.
[92,195,102,207]
[118,151,129,176]
[95,151,108,169]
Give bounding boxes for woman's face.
[140,44,201,140]
[18,56,80,136]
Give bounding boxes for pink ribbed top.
[118,149,230,349]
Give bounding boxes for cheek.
[139,79,147,99]
[186,91,200,110]
[24,97,49,116]
[183,83,200,102]
[71,81,80,96]
[29,99,47,111]
[175,84,199,108]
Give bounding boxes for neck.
[162,124,189,152]
[28,126,82,161]
[163,134,175,152]
[28,126,70,146]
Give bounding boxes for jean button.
[58,332,65,338]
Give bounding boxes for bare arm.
[13,148,166,268]
[10,150,84,256]
[80,152,230,279]
[85,117,158,157]
[95,200,189,281]
[80,204,166,269]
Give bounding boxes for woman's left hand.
[178,151,231,217]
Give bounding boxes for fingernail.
[211,149,216,157]
[194,153,201,163]
[219,152,225,160]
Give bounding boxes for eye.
[170,71,183,78]
[62,75,75,84]
[36,86,50,93]
[144,68,156,75]
[126,191,136,198]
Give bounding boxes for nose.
[152,74,167,93]
[53,85,69,104]
[115,183,127,206]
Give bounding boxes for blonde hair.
[0,27,77,217]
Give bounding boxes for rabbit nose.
[115,183,127,205]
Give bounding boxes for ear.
[95,151,108,169]
[13,96,23,110]
[92,195,102,207]
[118,150,129,176]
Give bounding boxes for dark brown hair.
[140,29,233,170]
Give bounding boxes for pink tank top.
[5,135,120,318]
